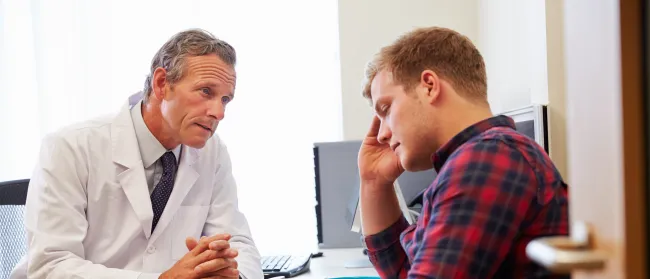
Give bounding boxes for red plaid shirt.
[364,115,569,279]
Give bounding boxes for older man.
[11,29,262,279]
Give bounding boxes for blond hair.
[362,27,487,103]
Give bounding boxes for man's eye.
[221,96,231,104]
[201,88,211,95]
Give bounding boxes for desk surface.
[296,248,378,279]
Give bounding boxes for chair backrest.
[0,179,29,206]
[0,179,29,279]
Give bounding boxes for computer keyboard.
[261,254,312,278]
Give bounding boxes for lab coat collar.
[111,93,200,240]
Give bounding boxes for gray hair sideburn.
[143,28,237,103]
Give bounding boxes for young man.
[357,27,569,278]
[11,29,262,279]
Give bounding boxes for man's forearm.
[228,237,263,279]
[27,250,147,279]
[360,181,403,235]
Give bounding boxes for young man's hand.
[358,116,405,235]
[358,116,404,187]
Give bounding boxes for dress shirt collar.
[131,100,181,167]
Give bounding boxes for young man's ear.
[151,67,168,100]
[420,70,440,104]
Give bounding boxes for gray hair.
[143,28,237,103]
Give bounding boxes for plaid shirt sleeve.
[365,138,539,278]
[363,215,411,279]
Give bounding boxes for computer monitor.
[347,165,436,234]
[313,140,436,248]
[499,104,549,153]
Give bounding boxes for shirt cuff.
[363,215,410,252]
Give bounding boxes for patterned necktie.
[150,151,177,233]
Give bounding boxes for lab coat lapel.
[149,147,200,243]
[111,100,154,239]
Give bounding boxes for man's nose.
[207,99,225,121]
[377,122,392,145]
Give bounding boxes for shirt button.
[147,246,156,254]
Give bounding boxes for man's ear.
[151,67,168,101]
[420,70,440,104]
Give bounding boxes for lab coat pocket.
[171,205,210,260]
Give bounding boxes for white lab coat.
[10,98,262,279]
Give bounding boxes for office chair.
[0,179,29,279]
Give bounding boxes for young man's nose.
[377,123,392,144]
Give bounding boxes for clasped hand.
[160,234,239,279]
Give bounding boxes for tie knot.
[161,151,177,171]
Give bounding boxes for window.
[0,0,343,255]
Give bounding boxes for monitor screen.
[515,120,535,140]
[500,104,549,153]
[346,155,436,234]
[312,139,437,241]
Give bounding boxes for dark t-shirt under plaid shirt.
[364,115,569,279]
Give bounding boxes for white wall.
[545,0,568,179]
[477,0,567,177]
[337,0,480,140]
[478,0,549,114]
